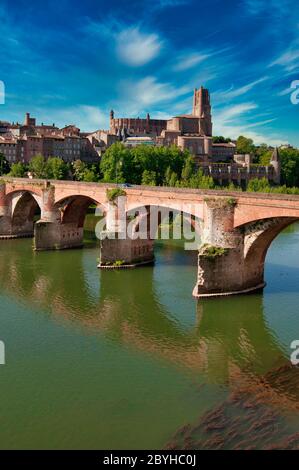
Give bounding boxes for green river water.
[0,217,298,449]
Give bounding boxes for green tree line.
[0,139,299,192]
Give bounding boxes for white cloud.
[174,52,211,71]
[269,44,299,73]
[116,27,163,67]
[34,105,108,132]
[277,86,294,96]
[213,77,269,103]
[85,20,163,67]
[118,76,189,113]
[213,101,287,145]
[215,102,258,122]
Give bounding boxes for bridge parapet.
[1,178,299,297]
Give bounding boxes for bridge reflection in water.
[0,239,296,382]
[0,236,298,449]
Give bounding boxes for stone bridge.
[1,177,299,298]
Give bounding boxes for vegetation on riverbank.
[1,138,299,194]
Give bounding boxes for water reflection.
[1,232,299,449]
[0,238,295,394]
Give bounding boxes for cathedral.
[156,87,213,163]
[109,86,213,162]
[106,86,280,185]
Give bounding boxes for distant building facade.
[212,142,236,162]
[105,85,281,184]
[110,110,167,138]
[200,148,281,186]
[0,87,283,186]
[0,113,98,164]
[156,87,213,163]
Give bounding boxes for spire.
[270,147,281,184]
[271,147,279,162]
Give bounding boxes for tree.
[100,143,131,183]
[236,136,255,155]
[181,156,195,182]
[141,170,157,186]
[100,143,188,185]
[46,157,67,180]
[28,155,48,178]
[212,136,232,143]
[187,169,215,189]
[259,150,272,166]
[255,144,272,165]
[279,148,299,187]
[164,167,178,187]
[9,162,26,177]
[0,153,10,175]
[247,177,271,192]
[82,168,98,182]
[72,160,87,181]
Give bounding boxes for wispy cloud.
[0,0,298,146]
[215,102,258,122]
[85,20,163,67]
[38,105,107,132]
[116,76,189,114]
[213,101,286,145]
[213,77,269,103]
[155,0,190,8]
[116,27,163,67]
[277,85,295,96]
[174,52,212,71]
[269,41,299,73]
[244,0,291,16]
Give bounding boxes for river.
[0,217,298,449]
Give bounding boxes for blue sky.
[0,0,298,145]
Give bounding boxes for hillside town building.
[0,85,282,185]
[0,114,98,164]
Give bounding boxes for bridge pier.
[34,221,84,251]
[99,235,154,268]
[192,198,266,298]
[98,201,155,267]
[34,185,83,251]
[34,184,84,251]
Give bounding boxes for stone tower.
[192,86,212,136]
[110,110,114,130]
[270,147,281,185]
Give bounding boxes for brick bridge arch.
[54,195,106,228]
[126,203,202,237]
[1,178,299,297]
[0,188,43,238]
[11,192,41,237]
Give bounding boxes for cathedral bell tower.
[192,87,212,136]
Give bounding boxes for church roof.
[173,114,197,119]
